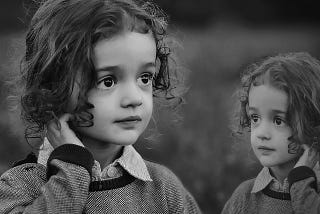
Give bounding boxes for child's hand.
[294,144,319,169]
[46,113,84,148]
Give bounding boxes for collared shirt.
[38,138,152,182]
[251,167,290,194]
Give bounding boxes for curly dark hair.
[14,0,184,143]
[233,52,320,151]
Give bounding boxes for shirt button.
[107,167,118,178]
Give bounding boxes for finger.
[48,111,61,130]
[59,113,74,122]
[306,150,318,169]
[299,144,309,157]
[305,143,317,156]
[58,113,76,130]
[46,130,60,148]
[309,147,318,157]
[302,144,318,155]
[46,119,61,134]
[301,144,310,151]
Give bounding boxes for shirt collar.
[114,145,152,181]
[37,138,152,182]
[251,167,275,193]
[37,138,54,166]
[252,167,292,193]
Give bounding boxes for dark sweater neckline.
[262,187,291,200]
[13,152,137,191]
[89,171,136,191]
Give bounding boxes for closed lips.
[258,146,275,151]
[115,116,142,122]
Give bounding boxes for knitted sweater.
[0,144,201,214]
[221,166,320,214]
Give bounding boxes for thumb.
[301,144,309,150]
[59,113,75,123]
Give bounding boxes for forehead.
[93,31,156,68]
[248,84,288,112]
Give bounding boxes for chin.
[78,131,139,147]
[260,162,275,168]
[113,135,139,146]
[114,139,137,146]
[258,158,278,167]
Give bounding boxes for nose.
[120,82,143,108]
[255,120,271,141]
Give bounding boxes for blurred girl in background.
[222,52,320,214]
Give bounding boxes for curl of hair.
[10,0,185,143]
[232,52,320,150]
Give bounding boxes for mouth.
[115,116,142,123]
[257,146,275,152]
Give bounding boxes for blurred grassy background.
[1,0,320,213]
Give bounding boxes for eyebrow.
[141,62,156,69]
[96,65,120,73]
[96,62,156,73]
[248,107,286,114]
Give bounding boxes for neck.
[269,158,298,184]
[81,136,124,168]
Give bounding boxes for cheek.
[283,148,300,162]
[250,134,254,144]
[282,129,293,146]
[144,97,153,121]
[250,134,258,152]
[143,89,153,111]
[250,129,257,142]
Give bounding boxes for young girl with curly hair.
[222,52,320,214]
[0,0,201,213]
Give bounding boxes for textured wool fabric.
[38,139,152,182]
[221,166,320,214]
[0,145,201,214]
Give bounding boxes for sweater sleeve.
[0,144,94,214]
[179,187,202,214]
[288,166,320,214]
[221,179,254,214]
[148,163,201,214]
[165,174,202,214]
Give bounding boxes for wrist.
[47,144,94,179]
[288,166,317,191]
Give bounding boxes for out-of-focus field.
[1,22,319,213]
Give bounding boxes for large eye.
[250,114,260,125]
[97,76,116,90]
[274,117,286,127]
[137,73,153,86]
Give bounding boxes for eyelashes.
[137,73,154,86]
[248,114,287,127]
[249,114,260,125]
[96,72,154,90]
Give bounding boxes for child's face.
[70,31,156,147]
[248,84,300,169]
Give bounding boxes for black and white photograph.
[1,0,320,213]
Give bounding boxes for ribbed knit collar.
[38,138,152,182]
